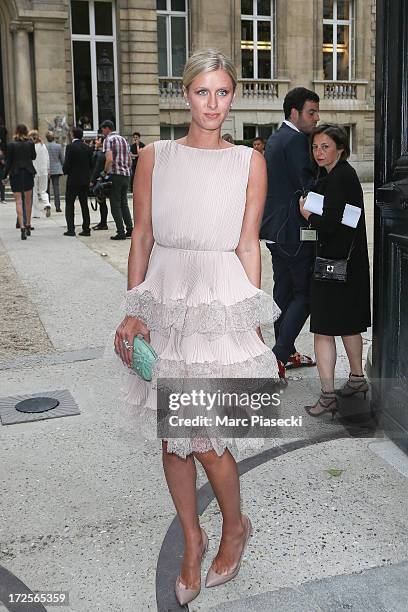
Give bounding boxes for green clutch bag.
[132,336,158,381]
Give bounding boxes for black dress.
[5,139,36,193]
[308,160,371,335]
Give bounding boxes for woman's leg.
[162,442,203,588]
[314,333,336,393]
[194,448,246,574]
[341,333,364,375]
[14,193,24,228]
[24,190,33,227]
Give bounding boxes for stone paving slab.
[207,560,408,612]
[190,438,408,611]
[0,205,125,353]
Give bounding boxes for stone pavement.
[1,188,408,612]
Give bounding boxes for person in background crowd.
[63,126,93,237]
[260,87,320,380]
[78,115,92,130]
[252,137,265,155]
[45,131,64,212]
[0,146,6,202]
[101,119,133,240]
[130,131,145,191]
[90,135,109,230]
[300,124,371,418]
[4,123,36,240]
[222,133,234,144]
[29,130,51,218]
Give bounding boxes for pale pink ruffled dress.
[122,140,280,457]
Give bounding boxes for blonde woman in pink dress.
[115,50,279,606]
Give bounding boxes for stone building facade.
[0,0,375,178]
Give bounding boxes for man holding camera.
[100,120,133,240]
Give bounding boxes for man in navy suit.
[63,126,93,236]
[260,88,320,379]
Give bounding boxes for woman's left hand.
[299,196,311,220]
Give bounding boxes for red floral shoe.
[277,359,286,380]
[285,352,316,369]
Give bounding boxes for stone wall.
[2,0,376,173]
[117,0,160,141]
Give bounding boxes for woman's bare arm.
[235,150,267,341]
[128,144,155,289]
[115,144,155,365]
[236,150,267,288]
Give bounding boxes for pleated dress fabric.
[122,140,280,458]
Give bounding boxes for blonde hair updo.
[182,49,237,92]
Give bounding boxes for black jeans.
[109,174,133,235]
[0,179,5,201]
[65,183,90,233]
[267,243,314,364]
[98,197,108,226]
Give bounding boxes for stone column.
[10,21,34,127]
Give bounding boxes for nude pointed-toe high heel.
[175,528,209,606]
[205,515,252,588]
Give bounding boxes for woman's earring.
[185,99,190,107]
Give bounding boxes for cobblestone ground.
[0,239,53,365]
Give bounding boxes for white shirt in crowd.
[33,142,50,176]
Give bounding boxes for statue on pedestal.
[46,115,69,147]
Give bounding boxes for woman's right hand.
[114,315,150,368]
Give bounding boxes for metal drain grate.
[0,389,80,425]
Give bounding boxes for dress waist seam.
[155,242,235,253]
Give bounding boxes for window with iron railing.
[157,0,188,78]
[241,0,275,80]
[323,0,354,80]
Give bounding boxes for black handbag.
[313,235,356,283]
[314,256,348,282]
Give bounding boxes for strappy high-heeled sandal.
[305,390,338,420]
[338,373,369,399]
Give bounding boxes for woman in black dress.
[299,124,371,417]
[4,124,36,240]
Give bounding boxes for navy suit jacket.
[260,123,316,244]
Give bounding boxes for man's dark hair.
[283,87,320,120]
[132,131,141,138]
[100,120,115,131]
[72,126,83,140]
[252,137,264,143]
[310,123,350,161]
